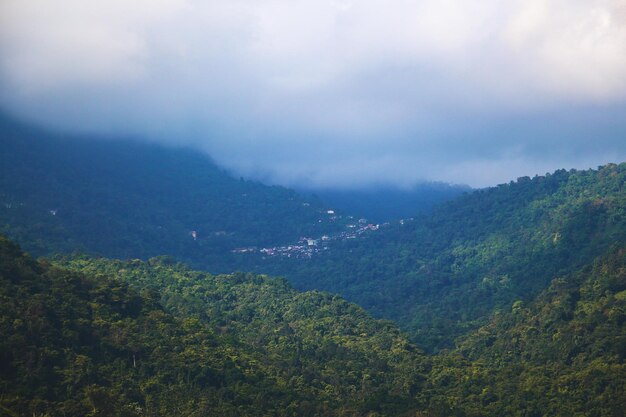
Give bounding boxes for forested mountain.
[2,113,624,352]
[252,164,626,352]
[1,115,625,415]
[421,246,626,416]
[0,114,347,268]
[3,234,624,417]
[0,235,428,416]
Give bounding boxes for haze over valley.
[1,1,625,416]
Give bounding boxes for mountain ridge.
[1,116,625,416]
[249,163,626,351]
[0,114,351,269]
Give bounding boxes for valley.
[0,116,624,416]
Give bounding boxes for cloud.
[1,0,625,187]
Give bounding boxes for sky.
[1,0,625,188]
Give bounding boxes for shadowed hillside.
[0,114,348,270]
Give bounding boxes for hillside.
[252,164,626,351]
[421,246,626,416]
[1,116,625,415]
[2,114,624,353]
[2,239,624,416]
[0,114,347,270]
[0,235,428,416]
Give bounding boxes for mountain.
[1,115,625,415]
[0,235,428,416]
[2,114,624,352]
[0,114,347,271]
[2,233,624,416]
[250,164,626,352]
[421,246,626,416]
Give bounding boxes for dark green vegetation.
[423,247,626,416]
[0,114,346,269]
[260,164,626,352]
[0,236,428,416]
[2,235,624,416]
[1,115,625,416]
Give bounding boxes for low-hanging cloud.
[1,0,625,187]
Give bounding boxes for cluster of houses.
[228,206,416,259]
[231,218,384,259]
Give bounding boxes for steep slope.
[256,164,626,351]
[0,235,428,416]
[420,246,626,417]
[0,114,346,270]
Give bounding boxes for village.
[231,209,394,259]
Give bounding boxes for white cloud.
[0,0,625,187]
[501,0,626,101]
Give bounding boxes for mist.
[1,0,625,188]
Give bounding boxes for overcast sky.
[1,0,625,188]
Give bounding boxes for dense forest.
[0,114,349,268]
[2,235,624,416]
[0,236,428,416]
[421,247,626,416]
[1,115,624,416]
[254,163,626,352]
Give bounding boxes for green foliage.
[0,235,427,416]
[4,114,624,355]
[0,114,346,269]
[3,234,624,416]
[59,255,429,416]
[261,164,626,352]
[2,115,625,416]
[420,247,626,416]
